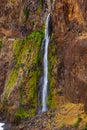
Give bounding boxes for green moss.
[14,30,43,117]
[18,79,24,105]
[23,9,29,22]
[14,107,29,123]
[2,29,44,121]
[40,0,43,6]
[83,123,87,130]
[48,76,55,108]
[2,68,18,101]
[73,116,82,127]
[37,6,42,14]
[0,39,2,48]
[13,39,28,68]
[60,123,65,129]
[27,30,44,65]
[48,35,58,109]
[23,30,44,117]
[27,30,44,44]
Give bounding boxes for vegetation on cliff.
[48,33,58,109]
[1,29,44,122]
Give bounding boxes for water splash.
[0,123,4,130]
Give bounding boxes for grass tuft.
[73,116,82,127]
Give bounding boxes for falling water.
[42,14,50,112]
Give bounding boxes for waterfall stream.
[42,14,50,112]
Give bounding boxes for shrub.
[14,108,29,124]
[73,116,82,127]
[60,123,65,129]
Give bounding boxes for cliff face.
[0,0,87,129]
[0,0,22,37]
[0,0,48,122]
[0,0,48,37]
[51,0,87,111]
[52,0,86,33]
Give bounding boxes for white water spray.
[42,14,50,112]
[0,123,4,130]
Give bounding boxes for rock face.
[52,0,86,33]
[0,38,13,99]
[0,0,48,37]
[0,0,87,128]
[0,0,22,37]
[51,0,87,111]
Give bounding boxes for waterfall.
[42,14,50,112]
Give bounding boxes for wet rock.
[4,123,11,130]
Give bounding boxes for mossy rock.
[2,29,44,121]
[48,33,58,109]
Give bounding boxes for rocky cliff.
[51,0,87,111]
[0,0,87,130]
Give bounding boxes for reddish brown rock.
[0,38,13,100]
[51,0,85,34]
[0,0,49,38]
[51,0,87,111]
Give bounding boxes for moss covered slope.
[1,30,44,122]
